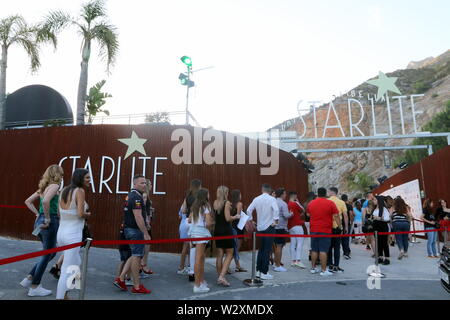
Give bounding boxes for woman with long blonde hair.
[21,165,64,297]
[213,186,240,287]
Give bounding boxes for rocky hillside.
[274,49,450,197]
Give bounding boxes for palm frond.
[81,0,107,24]
[91,22,119,72]
[15,36,41,72]
[36,10,72,48]
[0,15,26,45]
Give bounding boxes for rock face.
[273,50,450,197]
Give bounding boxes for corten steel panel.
[374,146,450,204]
[0,125,309,253]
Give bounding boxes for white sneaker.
[201,281,209,289]
[259,272,274,280]
[310,267,320,274]
[193,285,210,293]
[177,267,189,275]
[295,262,307,269]
[320,270,334,277]
[256,271,261,278]
[27,285,52,297]
[273,266,287,272]
[20,278,32,289]
[125,279,134,286]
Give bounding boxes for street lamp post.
[180,56,193,125]
[185,65,191,125]
[179,56,213,126]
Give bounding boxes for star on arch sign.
[366,71,402,102]
[118,131,148,159]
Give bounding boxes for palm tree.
[41,0,118,125]
[0,16,46,130]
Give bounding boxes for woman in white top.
[188,188,213,293]
[372,196,391,265]
[56,169,91,300]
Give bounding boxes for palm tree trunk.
[76,41,91,125]
[0,46,8,130]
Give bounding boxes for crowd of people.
[18,165,450,298]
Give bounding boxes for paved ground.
[0,236,449,300]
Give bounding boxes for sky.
[2,0,450,133]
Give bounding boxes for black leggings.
[373,221,390,258]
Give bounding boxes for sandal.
[217,277,230,287]
[235,267,247,272]
[141,264,154,275]
[49,264,60,280]
[226,269,232,275]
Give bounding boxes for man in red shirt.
[307,187,339,276]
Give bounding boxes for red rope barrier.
[0,242,84,266]
[0,205,27,209]
[92,234,251,246]
[256,232,374,238]
[379,227,444,236]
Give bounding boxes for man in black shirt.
[116,175,152,294]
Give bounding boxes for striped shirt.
[392,212,409,223]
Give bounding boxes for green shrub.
[414,81,432,94]
[406,100,450,164]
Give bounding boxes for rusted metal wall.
[0,125,309,253]
[374,146,450,203]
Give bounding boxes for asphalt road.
[0,236,449,300]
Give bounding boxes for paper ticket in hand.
[237,211,250,230]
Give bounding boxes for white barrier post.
[79,238,92,300]
[437,227,441,259]
[445,227,449,249]
[411,219,420,244]
[243,232,263,287]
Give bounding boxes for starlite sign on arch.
[295,71,430,138]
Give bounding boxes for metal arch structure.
[290,145,433,156]
[281,132,450,156]
[281,133,450,145]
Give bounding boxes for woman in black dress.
[213,186,240,286]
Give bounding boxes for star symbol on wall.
[366,71,402,101]
[118,131,148,159]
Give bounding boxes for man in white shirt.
[247,184,280,280]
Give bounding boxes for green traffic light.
[181,56,192,67]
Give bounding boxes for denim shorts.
[274,229,288,245]
[310,232,331,253]
[124,228,144,257]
